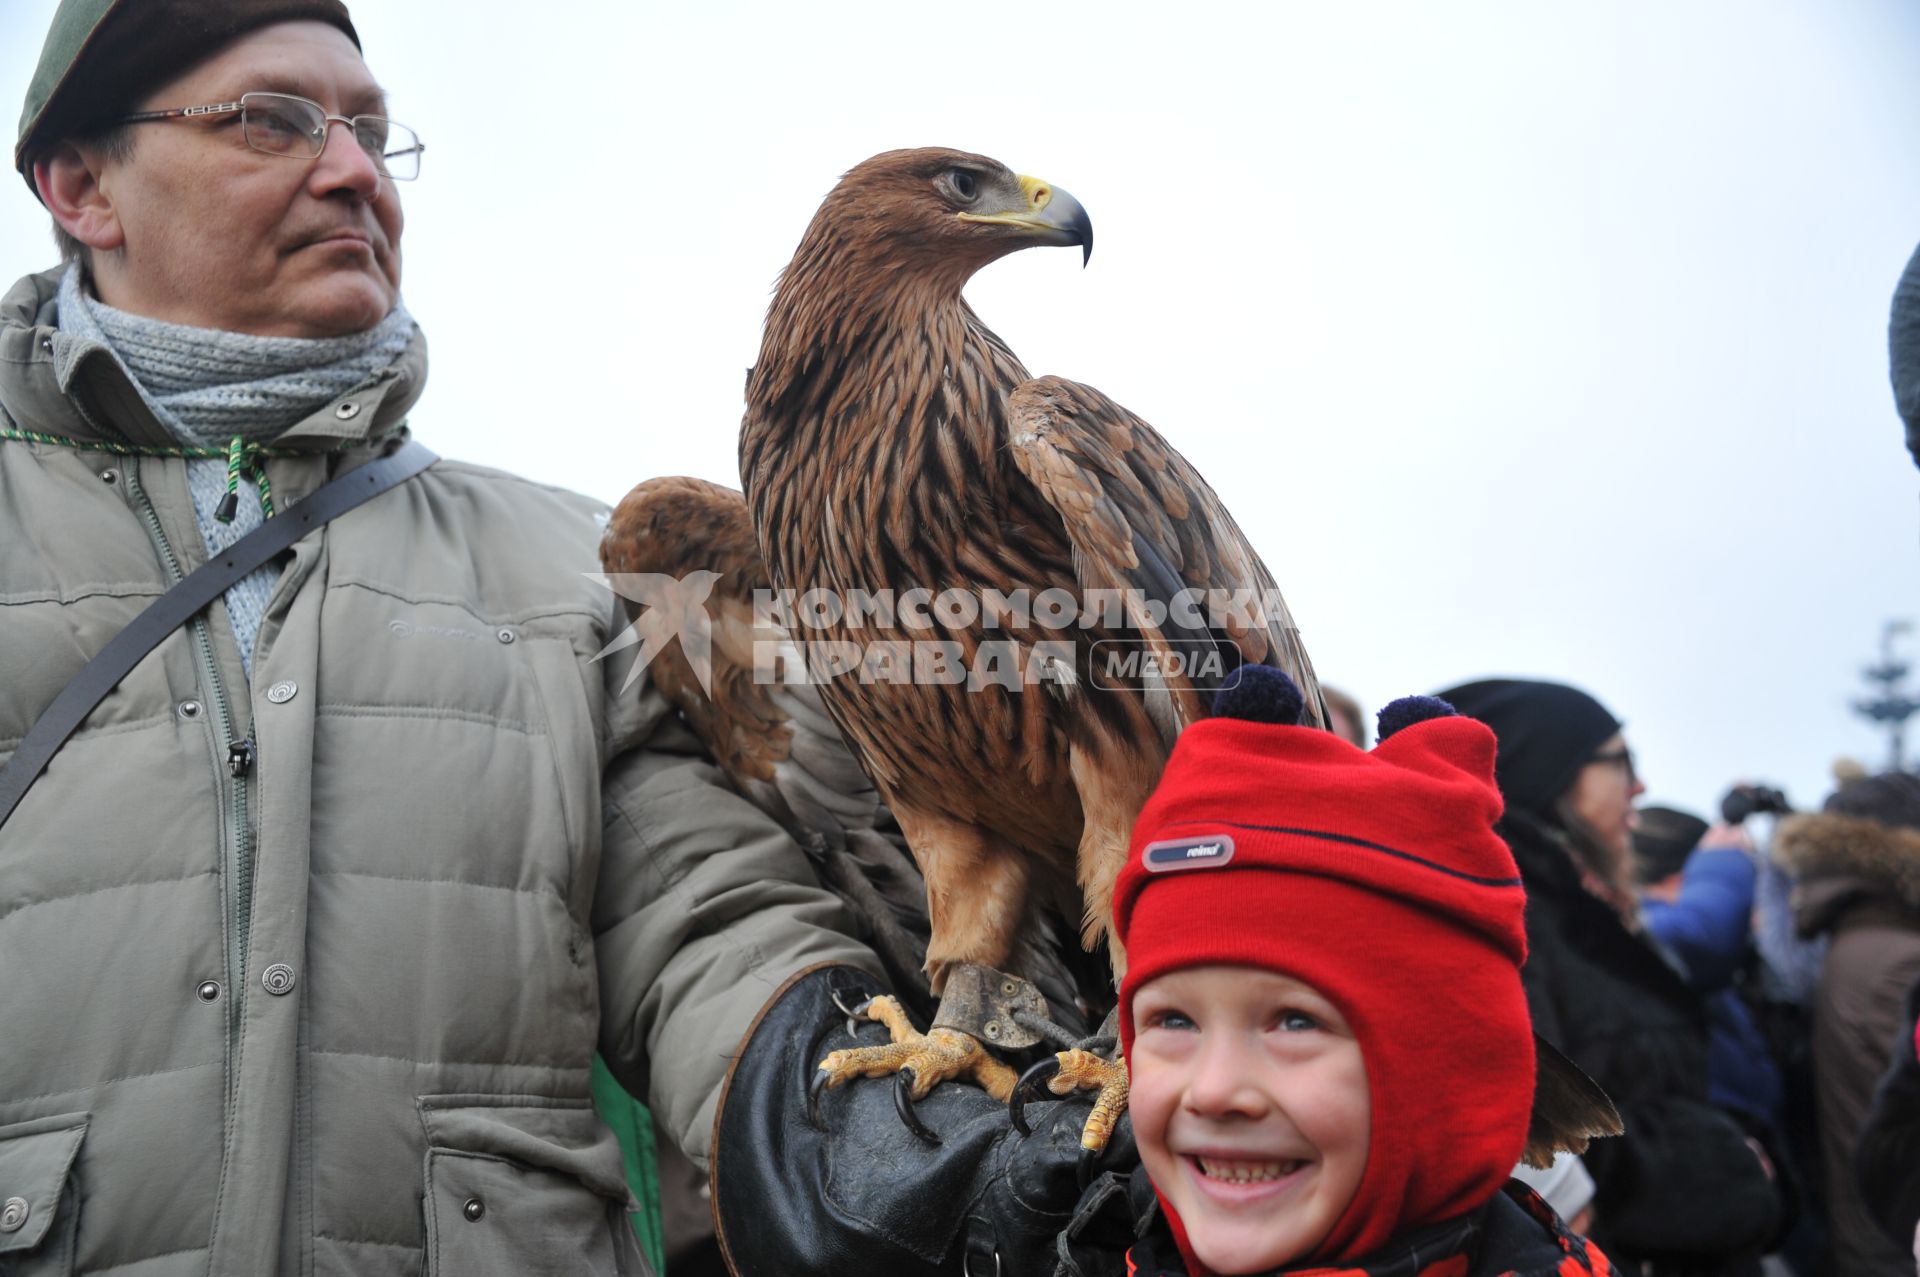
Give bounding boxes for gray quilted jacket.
[0,267,877,1276]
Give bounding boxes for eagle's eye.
[947,169,979,204]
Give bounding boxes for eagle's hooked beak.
[958,174,1094,266]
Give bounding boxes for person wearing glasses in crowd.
[0,2,1148,1274]
[1437,680,1785,1276]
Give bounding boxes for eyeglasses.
[118,91,424,181]
[1590,746,1638,785]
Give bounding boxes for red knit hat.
[1115,667,1536,1268]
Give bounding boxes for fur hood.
[1774,810,1920,932]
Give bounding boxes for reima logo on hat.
[1142,834,1236,873]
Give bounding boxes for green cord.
[215,435,275,523]
[0,424,328,460]
[2,423,397,525]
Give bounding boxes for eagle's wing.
[1525,1034,1626,1168]
[600,479,867,826]
[1006,375,1325,743]
[600,477,934,1003]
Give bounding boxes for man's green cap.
[16,0,360,200]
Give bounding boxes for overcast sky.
[4,0,1918,822]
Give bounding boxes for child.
[1112,666,1616,1276]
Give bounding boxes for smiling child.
[1113,667,1616,1276]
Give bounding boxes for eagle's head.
[798,147,1093,289]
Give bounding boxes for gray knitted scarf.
[57,263,414,678]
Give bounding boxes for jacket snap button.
[335,401,360,420]
[178,700,202,720]
[261,964,297,995]
[197,981,221,1002]
[496,628,515,644]
[0,1196,27,1232]
[463,1197,485,1222]
[99,467,118,484]
[266,680,298,704]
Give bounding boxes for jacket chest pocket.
[419,1096,648,1277]
[312,612,599,888]
[0,1114,87,1277]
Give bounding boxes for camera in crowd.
[1721,783,1793,825]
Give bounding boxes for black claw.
[1009,1056,1063,1137]
[893,1069,941,1145]
[1077,1144,1103,1191]
[807,1069,831,1129]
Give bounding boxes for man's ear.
[35,143,125,253]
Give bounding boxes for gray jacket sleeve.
[588,630,884,1170]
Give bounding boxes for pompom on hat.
[16,0,360,198]
[1115,665,1537,1266]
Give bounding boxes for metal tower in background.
[1855,620,1920,772]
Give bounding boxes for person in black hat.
[1439,678,1783,1275]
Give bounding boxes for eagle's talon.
[814,996,1011,1138]
[894,1069,942,1145]
[1011,1047,1130,1160]
[1009,1055,1063,1137]
[807,1068,831,1129]
[1077,1145,1100,1191]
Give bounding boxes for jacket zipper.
[126,458,254,1069]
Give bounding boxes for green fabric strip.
[591,1054,666,1274]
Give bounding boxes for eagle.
[742,148,1323,980]
[729,147,1325,1142]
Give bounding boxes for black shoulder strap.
[0,439,438,830]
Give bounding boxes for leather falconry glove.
[711,965,1138,1277]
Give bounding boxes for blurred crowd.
[1318,676,1920,1277]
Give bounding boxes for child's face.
[1130,965,1370,1275]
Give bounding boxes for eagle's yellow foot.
[811,995,1019,1144]
[1010,1048,1130,1181]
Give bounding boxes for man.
[0,3,883,1273]
[0,4,1122,1275]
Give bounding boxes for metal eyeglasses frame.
[117,91,424,180]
